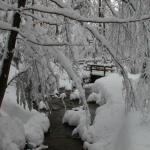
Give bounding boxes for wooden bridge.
[83,64,115,83]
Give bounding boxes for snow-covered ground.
[1,64,147,150]
[0,67,50,150]
[63,73,150,150]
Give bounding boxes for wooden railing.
[89,65,114,76]
[83,64,115,83]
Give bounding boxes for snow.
[84,73,125,149]
[0,20,19,33]
[24,113,49,146]
[92,73,123,103]
[24,5,150,24]
[70,89,80,100]
[1,96,49,150]
[87,92,103,105]
[49,62,73,90]
[64,73,150,150]
[60,92,67,99]
[0,66,50,150]
[51,48,89,116]
[0,1,149,150]
[59,78,72,90]
[63,106,86,126]
[0,115,26,150]
[124,112,150,150]
[0,108,49,150]
[63,106,90,141]
[39,101,47,110]
[78,64,90,79]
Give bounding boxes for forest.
[0,0,150,150]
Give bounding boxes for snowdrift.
[0,85,50,150]
[63,73,150,150]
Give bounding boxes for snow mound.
[0,83,50,149]
[92,73,123,104]
[63,106,86,126]
[59,79,73,90]
[38,101,47,110]
[24,113,50,147]
[87,92,99,103]
[83,73,125,150]
[63,106,91,141]
[70,89,80,100]
[0,115,26,150]
[87,92,105,105]
[63,73,126,150]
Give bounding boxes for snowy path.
[44,98,97,150]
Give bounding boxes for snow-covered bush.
[63,106,91,141]
[24,113,49,147]
[65,73,150,150]
[87,92,99,103]
[0,108,50,150]
[0,85,50,150]
[63,73,125,149]
[70,89,80,100]
[92,79,110,104]
[0,115,26,150]
[87,92,106,105]
[63,106,86,126]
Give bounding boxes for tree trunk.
[99,0,105,35]
[0,0,26,107]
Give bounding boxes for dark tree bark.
[0,0,26,107]
[99,0,105,36]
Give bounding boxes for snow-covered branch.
[7,68,28,86]
[18,37,88,47]
[0,20,19,32]
[85,24,136,111]
[0,21,80,47]
[50,48,91,126]
[50,0,70,8]
[104,0,118,17]
[1,0,149,24]
[22,5,150,24]
[21,12,63,26]
[18,36,70,47]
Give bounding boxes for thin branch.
[7,69,28,86]
[50,0,69,8]
[21,12,63,25]
[121,0,136,11]
[0,20,19,32]
[104,0,118,17]
[17,37,89,47]
[104,0,133,40]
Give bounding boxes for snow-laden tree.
[0,0,26,106]
[107,0,150,112]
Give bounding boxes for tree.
[0,0,26,107]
